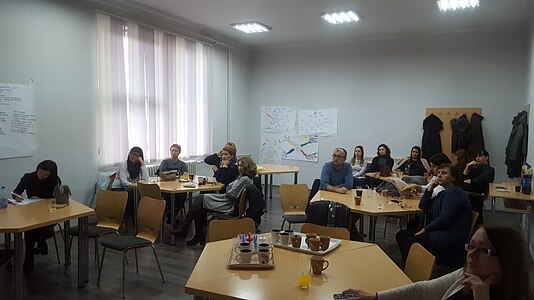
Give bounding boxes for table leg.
[134,188,139,233]
[370,216,378,243]
[4,233,11,250]
[170,194,176,246]
[14,233,23,300]
[78,216,89,286]
[491,196,496,223]
[294,173,298,184]
[359,218,364,235]
[64,220,71,266]
[263,175,268,201]
[269,174,273,199]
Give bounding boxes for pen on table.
[11,192,24,202]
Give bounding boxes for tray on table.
[271,232,341,256]
[227,246,275,270]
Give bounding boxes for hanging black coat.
[505,111,528,178]
[451,114,470,153]
[421,114,443,160]
[466,113,485,157]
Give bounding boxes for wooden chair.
[279,184,309,230]
[106,172,117,191]
[210,188,249,220]
[300,223,350,240]
[97,196,166,298]
[470,211,479,235]
[67,190,128,264]
[137,181,165,244]
[404,243,435,282]
[208,218,256,243]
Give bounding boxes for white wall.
[249,28,530,188]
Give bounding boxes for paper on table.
[8,198,46,205]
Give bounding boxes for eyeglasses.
[464,243,497,256]
[332,154,346,159]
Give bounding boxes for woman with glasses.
[112,146,149,224]
[340,225,531,300]
[396,164,472,269]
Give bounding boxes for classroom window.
[96,13,212,166]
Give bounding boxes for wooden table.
[185,236,411,299]
[312,189,421,243]
[130,178,224,245]
[0,199,94,300]
[257,164,299,199]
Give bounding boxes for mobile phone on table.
[333,293,358,300]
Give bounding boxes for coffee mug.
[354,194,362,206]
[381,189,388,197]
[305,233,317,247]
[258,243,271,251]
[189,174,195,181]
[235,242,250,254]
[356,189,363,198]
[291,235,302,248]
[236,249,252,263]
[284,229,294,237]
[309,237,321,251]
[279,232,290,245]
[271,229,281,243]
[257,249,272,264]
[319,235,330,251]
[310,255,329,275]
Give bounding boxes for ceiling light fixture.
[320,10,360,25]
[437,0,480,12]
[231,22,271,34]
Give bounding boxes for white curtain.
[97,13,212,166]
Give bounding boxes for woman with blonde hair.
[350,145,368,187]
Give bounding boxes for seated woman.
[340,225,532,300]
[159,144,188,223]
[396,164,472,269]
[463,150,495,195]
[454,148,470,172]
[366,144,394,172]
[394,146,431,176]
[172,156,256,246]
[203,143,238,193]
[111,146,149,225]
[350,145,368,188]
[13,160,61,272]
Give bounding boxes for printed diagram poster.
[260,106,296,133]
[0,83,36,158]
[298,109,338,136]
[260,133,319,164]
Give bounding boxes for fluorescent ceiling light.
[231,22,271,34]
[320,10,360,25]
[437,0,480,12]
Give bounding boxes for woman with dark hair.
[463,150,495,195]
[454,149,470,171]
[172,156,256,246]
[396,164,472,269]
[366,144,394,172]
[13,160,61,272]
[340,225,532,300]
[350,146,368,187]
[394,146,431,176]
[203,143,239,193]
[112,146,149,224]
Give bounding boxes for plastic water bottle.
[0,186,8,209]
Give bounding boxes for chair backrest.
[470,211,479,234]
[208,218,256,243]
[137,181,162,200]
[280,184,309,214]
[404,243,435,282]
[308,179,321,201]
[300,223,350,240]
[136,196,165,243]
[95,190,128,230]
[106,172,117,191]
[235,187,249,217]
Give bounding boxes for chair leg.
[52,234,61,264]
[97,247,107,286]
[122,253,126,299]
[95,239,99,263]
[280,219,286,231]
[56,223,65,243]
[135,249,139,273]
[151,245,165,283]
[288,223,292,230]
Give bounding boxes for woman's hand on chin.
[462,272,496,300]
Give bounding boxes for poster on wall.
[0,83,36,159]
[260,106,296,133]
[260,133,319,164]
[298,108,338,136]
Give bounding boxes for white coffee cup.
[236,249,252,263]
[279,232,290,245]
[258,243,271,251]
[235,242,251,254]
[271,229,281,243]
[257,249,272,264]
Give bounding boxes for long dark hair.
[376,144,391,157]
[36,160,59,182]
[410,146,422,161]
[127,146,144,179]
[477,225,531,300]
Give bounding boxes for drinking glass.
[49,198,56,212]
[298,256,311,289]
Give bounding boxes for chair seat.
[99,235,151,251]
[68,225,116,238]
[283,215,308,223]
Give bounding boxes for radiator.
[146,160,198,177]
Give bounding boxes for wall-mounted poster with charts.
[260,106,296,133]
[298,109,337,136]
[0,83,36,159]
[260,133,319,164]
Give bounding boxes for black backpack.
[306,200,362,241]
